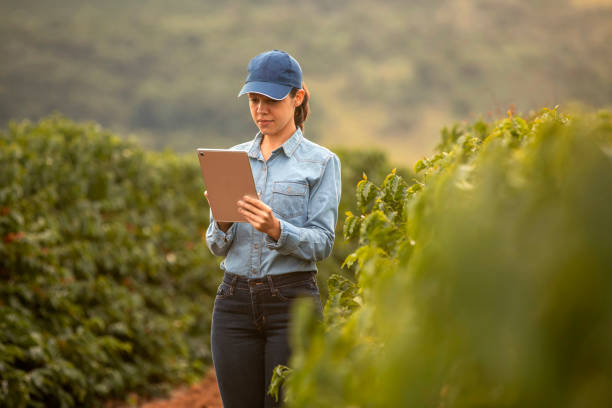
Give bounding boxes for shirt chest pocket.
[271,181,308,219]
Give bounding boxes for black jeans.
[211,271,322,408]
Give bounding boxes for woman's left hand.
[237,195,281,241]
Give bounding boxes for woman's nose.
[256,101,267,113]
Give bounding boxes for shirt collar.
[247,128,303,159]
[247,133,263,159]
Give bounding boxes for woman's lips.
[258,120,272,126]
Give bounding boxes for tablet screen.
[197,149,258,222]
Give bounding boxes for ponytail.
[291,82,310,131]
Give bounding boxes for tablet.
[197,149,258,222]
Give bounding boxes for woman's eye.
[249,96,278,105]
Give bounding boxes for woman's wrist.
[217,221,234,232]
[268,218,281,242]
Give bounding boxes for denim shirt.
[205,128,341,277]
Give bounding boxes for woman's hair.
[291,82,310,131]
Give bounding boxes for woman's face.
[248,90,304,139]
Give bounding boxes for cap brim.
[237,81,292,100]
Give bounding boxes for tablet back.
[197,149,257,222]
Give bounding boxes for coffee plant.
[0,116,220,407]
[275,108,612,407]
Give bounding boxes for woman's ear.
[294,89,305,107]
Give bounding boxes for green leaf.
[268,365,293,402]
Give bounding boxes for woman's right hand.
[204,190,234,232]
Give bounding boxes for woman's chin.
[258,127,276,136]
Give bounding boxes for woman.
[205,50,341,407]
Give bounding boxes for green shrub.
[315,148,412,299]
[0,116,220,407]
[280,108,612,407]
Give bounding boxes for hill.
[1,0,611,163]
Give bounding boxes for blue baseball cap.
[238,50,302,100]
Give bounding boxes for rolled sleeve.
[205,209,236,256]
[264,219,300,252]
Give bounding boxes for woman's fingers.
[238,197,271,218]
[237,199,265,219]
[237,195,278,235]
[242,195,271,212]
[238,201,264,218]
[239,208,267,229]
[241,211,263,226]
[239,208,267,227]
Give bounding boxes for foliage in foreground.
[278,108,612,407]
[0,116,220,407]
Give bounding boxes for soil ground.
[108,369,222,408]
[141,369,222,408]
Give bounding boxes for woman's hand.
[237,195,281,241]
[203,190,234,232]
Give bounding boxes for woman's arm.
[265,155,341,261]
[242,153,341,262]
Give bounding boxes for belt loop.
[267,274,279,297]
[230,274,238,295]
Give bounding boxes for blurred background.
[2,1,612,406]
[1,0,611,165]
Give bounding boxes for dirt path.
[114,369,222,408]
[143,369,222,408]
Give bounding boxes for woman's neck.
[260,125,297,160]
